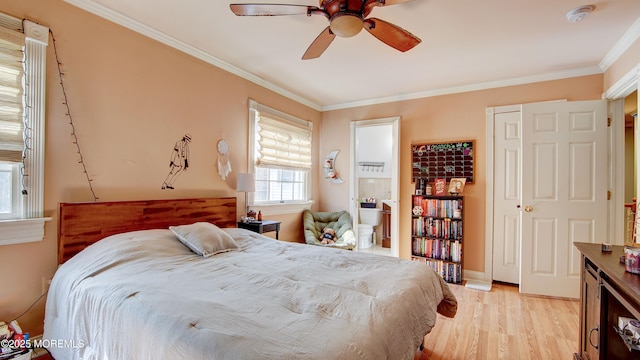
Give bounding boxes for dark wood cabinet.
[381,202,391,248]
[575,243,640,360]
[581,258,600,360]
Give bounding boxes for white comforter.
[44,228,456,360]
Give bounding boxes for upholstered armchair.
[302,210,356,250]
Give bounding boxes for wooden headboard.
[58,197,237,264]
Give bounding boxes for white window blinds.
[256,112,312,171]
[0,24,25,163]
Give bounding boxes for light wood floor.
[414,282,580,360]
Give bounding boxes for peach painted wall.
[604,36,640,91]
[320,75,605,273]
[1,0,639,339]
[0,0,321,335]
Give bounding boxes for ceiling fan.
[230,0,421,59]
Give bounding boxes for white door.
[520,100,607,298]
[492,111,522,284]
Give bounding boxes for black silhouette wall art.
[162,134,191,189]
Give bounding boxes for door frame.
[349,117,400,257]
[484,64,640,285]
[605,64,640,246]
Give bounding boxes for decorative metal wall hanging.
[162,134,191,189]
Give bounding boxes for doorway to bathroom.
[349,117,400,257]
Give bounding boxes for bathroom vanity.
[382,201,391,248]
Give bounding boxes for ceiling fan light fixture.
[230,1,421,59]
[566,5,595,23]
[329,13,363,37]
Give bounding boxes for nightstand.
[237,220,281,239]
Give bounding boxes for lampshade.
[236,173,255,192]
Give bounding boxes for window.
[0,15,50,245]
[0,17,26,221]
[248,100,313,212]
[254,167,307,203]
[0,162,20,219]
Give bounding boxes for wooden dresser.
[574,242,640,360]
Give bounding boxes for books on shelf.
[413,195,424,207]
[411,257,462,284]
[411,194,463,285]
[412,217,463,240]
[414,198,462,219]
[412,238,462,262]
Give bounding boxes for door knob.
[524,205,533,212]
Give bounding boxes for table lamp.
[236,173,255,216]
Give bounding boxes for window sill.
[252,201,314,216]
[0,217,52,245]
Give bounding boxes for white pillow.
[169,222,239,257]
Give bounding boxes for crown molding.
[603,63,639,100]
[63,0,618,112]
[600,17,640,72]
[62,0,323,111]
[321,66,603,111]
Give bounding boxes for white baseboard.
[463,269,486,281]
[463,269,492,291]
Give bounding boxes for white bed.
[46,198,457,359]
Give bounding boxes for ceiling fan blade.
[230,4,320,16]
[380,0,416,5]
[364,0,415,10]
[363,0,417,19]
[363,18,421,52]
[302,27,336,60]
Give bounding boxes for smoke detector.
[566,5,595,23]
